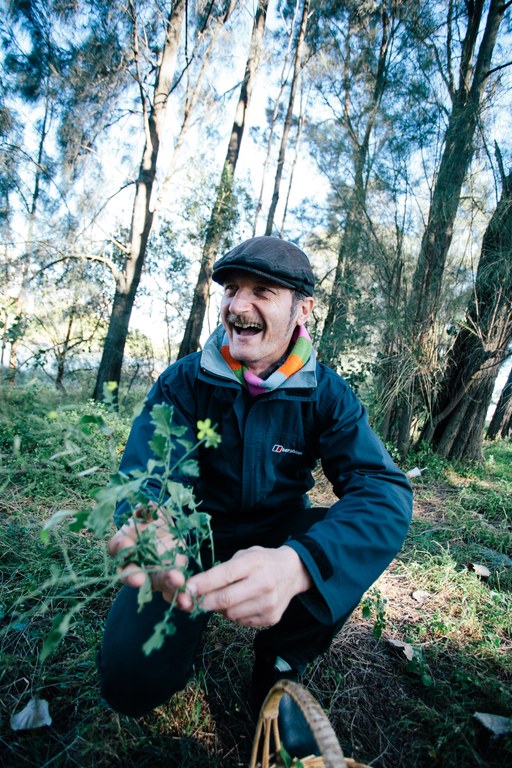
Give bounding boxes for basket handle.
[249,678,349,768]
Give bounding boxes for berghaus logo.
[272,444,303,455]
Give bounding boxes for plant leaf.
[179,459,200,477]
[149,432,168,461]
[142,615,176,655]
[41,613,72,661]
[150,403,175,438]
[137,575,153,613]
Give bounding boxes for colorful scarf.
[220,325,312,397]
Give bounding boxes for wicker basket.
[249,679,370,768]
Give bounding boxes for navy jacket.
[118,327,413,625]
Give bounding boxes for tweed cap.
[212,236,315,296]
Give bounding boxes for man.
[98,236,412,756]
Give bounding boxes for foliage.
[0,382,128,497]
[361,587,387,639]
[2,386,221,666]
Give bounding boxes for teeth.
[234,320,262,330]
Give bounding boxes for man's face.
[220,271,313,376]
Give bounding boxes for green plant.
[361,587,387,638]
[361,587,387,639]
[12,403,221,661]
[407,441,450,481]
[404,646,433,688]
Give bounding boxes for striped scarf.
[220,325,312,397]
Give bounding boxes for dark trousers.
[97,507,351,717]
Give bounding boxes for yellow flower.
[196,419,221,447]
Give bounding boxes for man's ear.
[296,297,314,326]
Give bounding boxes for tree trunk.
[387,0,507,447]
[55,308,75,391]
[8,80,51,384]
[419,166,512,460]
[487,364,512,439]
[433,369,497,461]
[279,84,305,234]
[264,0,309,235]
[252,4,298,238]
[157,1,238,210]
[178,0,269,359]
[93,0,186,402]
[318,6,391,367]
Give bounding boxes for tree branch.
[485,58,512,77]
[28,253,120,284]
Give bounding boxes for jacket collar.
[200,325,317,391]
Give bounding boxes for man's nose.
[228,289,252,313]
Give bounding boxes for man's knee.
[97,587,209,717]
[97,647,191,717]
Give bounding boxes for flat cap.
[212,236,315,296]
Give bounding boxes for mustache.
[226,313,264,327]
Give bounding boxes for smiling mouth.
[230,318,264,337]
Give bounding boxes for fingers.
[108,525,145,586]
[179,547,287,626]
[150,567,186,603]
[107,517,189,597]
[107,524,138,557]
[185,556,249,596]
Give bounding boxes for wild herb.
[30,403,221,660]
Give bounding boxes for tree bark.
[487,364,512,439]
[55,309,75,391]
[264,0,309,235]
[419,166,512,460]
[178,0,269,359]
[93,0,186,402]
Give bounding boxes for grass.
[0,384,511,767]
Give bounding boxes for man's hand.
[175,545,313,627]
[108,517,188,604]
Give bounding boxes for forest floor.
[0,385,511,767]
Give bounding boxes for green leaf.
[67,510,91,532]
[150,403,175,438]
[142,614,176,655]
[421,671,434,687]
[167,481,196,510]
[107,471,133,487]
[187,511,212,535]
[146,459,158,474]
[137,575,153,613]
[179,459,200,477]
[149,432,168,461]
[79,414,112,437]
[41,613,72,662]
